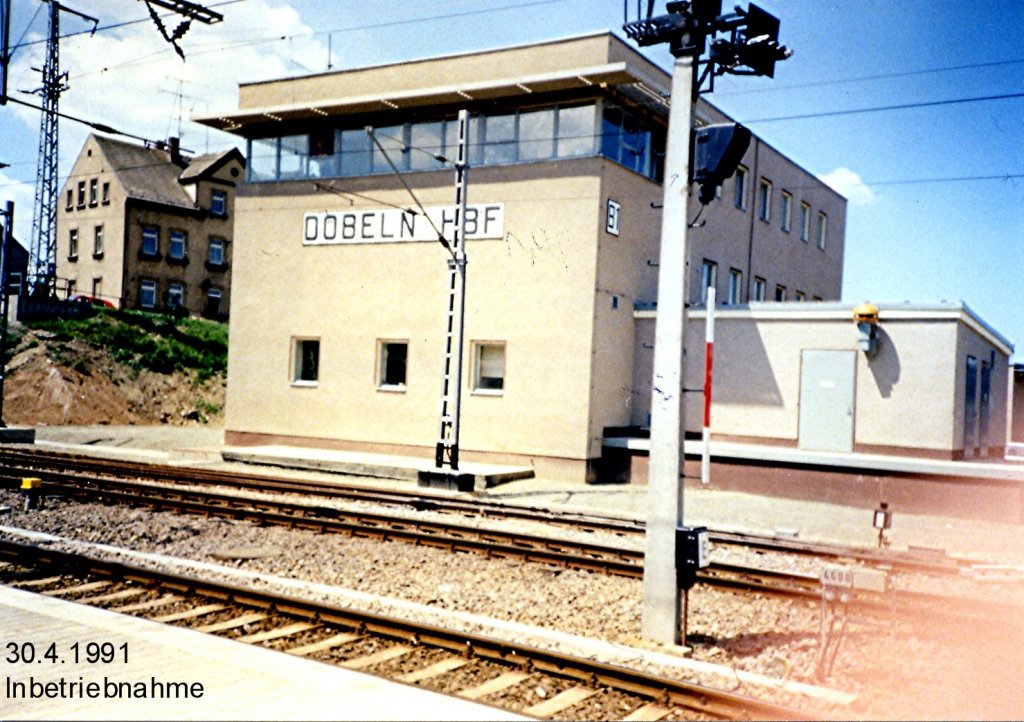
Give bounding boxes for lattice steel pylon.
[27,1,95,297]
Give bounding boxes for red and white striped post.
[701,286,716,485]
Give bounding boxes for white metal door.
[799,350,856,453]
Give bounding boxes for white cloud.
[10,1,327,159]
[820,167,877,206]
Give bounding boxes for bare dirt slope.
[2,328,225,427]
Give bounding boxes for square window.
[293,339,320,384]
[140,279,157,308]
[378,341,408,389]
[472,342,505,392]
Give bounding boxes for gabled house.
[55,134,245,320]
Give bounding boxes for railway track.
[0,538,819,721]
[0,447,969,577]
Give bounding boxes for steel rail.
[0,448,975,575]
[0,538,819,721]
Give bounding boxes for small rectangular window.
[169,230,187,260]
[473,342,505,393]
[208,237,225,266]
[142,227,159,256]
[775,284,787,302]
[91,277,102,299]
[817,211,828,250]
[378,341,408,389]
[799,202,811,242]
[65,189,73,211]
[76,181,86,208]
[728,269,743,305]
[101,182,110,205]
[167,282,184,309]
[93,225,104,257]
[780,191,792,232]
[89,178,98,206]
[757,178,772,221]
[753,277,767,301]
[210,190,227,217]
[140,279,157,308]
[701,260,717,304]
[795,291,806,302]
[734,166,748,210]
[68,228,79,260]
[205,289,222,318]
[293,339,320,384]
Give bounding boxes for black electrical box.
[676,525,710,589]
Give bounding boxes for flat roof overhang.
[193,62,668,135]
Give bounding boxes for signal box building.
[55,135,244,319]
[197,33,1011,482]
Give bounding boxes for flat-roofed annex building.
[197,32,847,481]
[55,135,244,319]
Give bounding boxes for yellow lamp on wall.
[853,302,879,357]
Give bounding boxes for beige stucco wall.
[226,158,606,462]
[632,305,1011,456]
[56,138,129,305]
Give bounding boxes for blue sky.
[2,0,1022,359]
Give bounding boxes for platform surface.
[0,585,523,721]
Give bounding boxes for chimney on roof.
[168,136,185,167]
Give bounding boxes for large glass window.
[372,125,407,172]
[249,138,278,181]
[409,121,445,171]
[482,113,516,165]
[339,129,371,176]
[557,105,596,157]
[279,135,308,178]
[517,108,555,162]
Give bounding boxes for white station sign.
[303,203,504,245]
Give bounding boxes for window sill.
[377,384,407,394]
[92,252,104,260]
[471,388,504,397]
[291,380,319,388]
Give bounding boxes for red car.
[68,294,115,309]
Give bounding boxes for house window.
[68,228,79,260]
[210,190,227,217]
[91,277,102,299]
[700,260,717,304]
[88,178,98,206]
[65,190,73,211]
[205,289,222,318]
[378,341,408,389]
[76,181,85,208]
[734,165,748,209]
[753,277,767,301]
[93,225,104,257]
[167,282,184,309]
[101,182,110,205]
[799,202,811,242]
[293,338,320,384]
[817,211,828,250]
[169,230,187,260]
[795,291,806,302]
[775,284,787,302]
[208,237,225,266]
[142,227,159,256]
[65,279,76,297]
[757,178,772,221]
[472,342,505,393]
[728,269,743,305]
[780,191,792,232]
[140,279,157,308]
